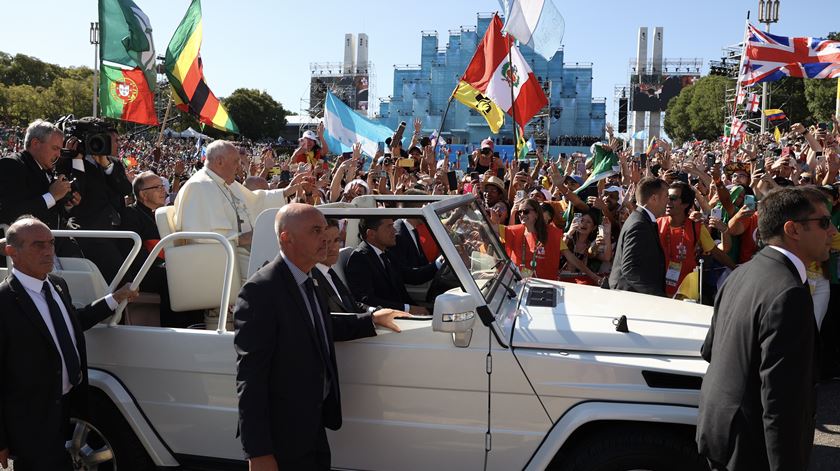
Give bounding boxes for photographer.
[55,117,132,283]
[0,119,82,256]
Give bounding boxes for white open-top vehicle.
[7,194,713,470]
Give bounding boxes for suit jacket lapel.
[7,275,61,356]
[314,269,349,313]
[362,241,393,287]
[274,257,329,363]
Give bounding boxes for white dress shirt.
[12,268,118,394]
[767,245,808,284]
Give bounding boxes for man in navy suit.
[234,204,404,470]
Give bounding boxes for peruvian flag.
[746,93,760,112]
[453,14,548,132]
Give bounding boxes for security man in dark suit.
[0,119,80,231]
[314,218,411,320]
[233,204,404,470]
[697,187,836,471]
[0,216,137,470]
[345,217,434,316]
[609,177,667,296]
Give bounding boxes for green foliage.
[222,88,288,140]
[0,51,96,125]
[664,75,729,143]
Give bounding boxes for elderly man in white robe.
[173,140,309,327]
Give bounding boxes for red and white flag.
[454,15,548,132]
[746,93,760,112]
[736,87,747,105]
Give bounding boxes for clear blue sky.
[1,0,838,126]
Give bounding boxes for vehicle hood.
[507,279,712,357]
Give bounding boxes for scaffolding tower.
[301,61,377,121]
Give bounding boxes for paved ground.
[812,379,840,470]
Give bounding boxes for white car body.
[39,194,712,470]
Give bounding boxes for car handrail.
[112,232,236,332]
[49,230,143,293]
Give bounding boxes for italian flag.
[453,14,548,133]
[98,0,158,125]
[165,0,238,134]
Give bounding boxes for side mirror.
[432,291,477,347]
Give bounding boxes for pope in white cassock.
[172,140,302,282]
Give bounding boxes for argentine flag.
[323,91,393,158]
[500,0,565,62]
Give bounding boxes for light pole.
[757,0,779,133]
[90,22,100,117]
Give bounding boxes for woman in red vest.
[504,198,601,283]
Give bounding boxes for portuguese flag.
[165,0,238,134]
[98,0,158,125]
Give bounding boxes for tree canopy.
[222,88,288,140]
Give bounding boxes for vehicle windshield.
[435,200,511,302]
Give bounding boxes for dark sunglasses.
[667,194,681,201]
[793,216,832,230]
[517,209,533,216]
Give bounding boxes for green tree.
[664,75,729,143]
[222,88,288,140]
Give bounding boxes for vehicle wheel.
[67,390,156,471]
[549,424,709,471]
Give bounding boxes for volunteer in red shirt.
[657,181,730,297]
[504,198,601,283]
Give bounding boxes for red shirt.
[415,223,440,261]
[504,224,565,280]
[738,212,760,264]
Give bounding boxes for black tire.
[68,389,157,471]
[549,423,709,471]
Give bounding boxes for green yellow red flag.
[165,0,238,133]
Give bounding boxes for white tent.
[180,127,210,140]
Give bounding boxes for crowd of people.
[2,112,840,469]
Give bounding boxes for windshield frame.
[423,194,517,305]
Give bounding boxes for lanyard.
[520,230,538,272]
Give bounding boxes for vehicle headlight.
[442,311,474,322]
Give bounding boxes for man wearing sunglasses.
[698,187,837,471]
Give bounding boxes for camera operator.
[0,119,82,255]
[55,117,132,283]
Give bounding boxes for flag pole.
[726,15,751,161]
[507,37,520,162]
[156,94,174,147]
[432,91,456,165]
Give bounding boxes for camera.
[56,115,116,157]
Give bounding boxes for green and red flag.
[98,0,159,125]
[165,0,238,134]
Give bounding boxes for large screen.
[309,74,369,115]
[631,75,698,112]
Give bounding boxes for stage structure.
[629,26,702,152]
[304,33,376,121]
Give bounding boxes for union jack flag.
[739,24,840,86]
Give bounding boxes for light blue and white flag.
[323,91,393,157]
[501,0,565,62]
[526,134,536,151]
[631,129,648,140]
